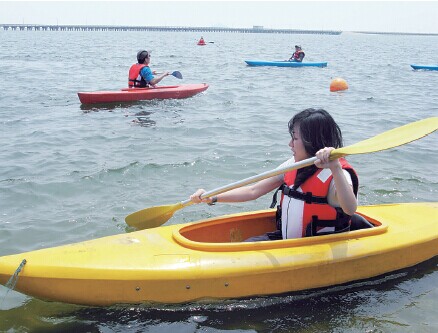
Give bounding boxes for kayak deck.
[78,83,209,104]
[0,202,437,305]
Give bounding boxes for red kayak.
[78,83,209,104]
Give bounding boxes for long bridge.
[0,23,342,35]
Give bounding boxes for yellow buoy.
[330,78,348,92]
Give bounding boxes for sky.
[1,1,438,34]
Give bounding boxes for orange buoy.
[330,78,348,92]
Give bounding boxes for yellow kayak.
[0,202,437,306]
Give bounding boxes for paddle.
[125,117,438,230]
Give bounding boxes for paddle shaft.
[185,116,438,206]
[178,157,317,207]
[125,117,438,229]
[155,71,182,79]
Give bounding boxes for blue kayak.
[411,64,438,71]
[245,60,327,68]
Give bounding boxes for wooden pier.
[0,24,342,35]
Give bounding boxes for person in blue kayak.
[190,108,358,241]
[288,45,305,62]
[128,50,169,88]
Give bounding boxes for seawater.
[0,30,437,332]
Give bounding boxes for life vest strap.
[306,208,351,236]
[270,183,329,209]
[129,78,149,88]
[282,186,328,204]
[270,184,284,208]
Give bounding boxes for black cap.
[137,50,149,62]
[295,45,301,48]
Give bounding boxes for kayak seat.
[350,214,374,231]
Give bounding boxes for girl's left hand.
[315,147,340,169]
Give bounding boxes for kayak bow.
[411,64,438,71]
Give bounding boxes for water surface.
[0,30,437,332]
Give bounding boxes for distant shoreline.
[348,31,438,37]
[1,24,437,36]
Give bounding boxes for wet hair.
[288,108,343,188]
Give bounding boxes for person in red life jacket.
[128,50,169,88]
[288,45,305,62]
[190,108,358,241]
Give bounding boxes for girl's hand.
[190,189,207,203]
[315,147,341,170]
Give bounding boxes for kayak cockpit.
[173,209,386,252]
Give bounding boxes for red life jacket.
[277,158,358,238]
[128,64,148,87]
[293,50,305,61]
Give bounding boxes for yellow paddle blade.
[331,117,438,159]
[125,202,183,229]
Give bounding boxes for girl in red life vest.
[128,50,169,88]
[190,108,358,240]
[288,45,305,62]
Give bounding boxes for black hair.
[137,50,149,64]
[288,108,343,189]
